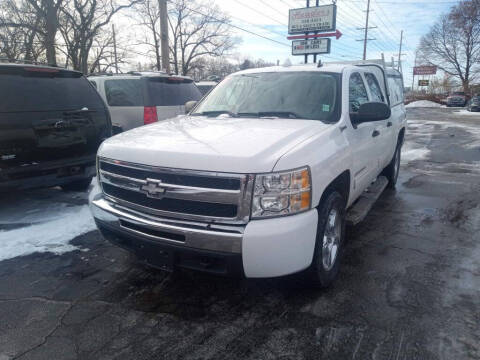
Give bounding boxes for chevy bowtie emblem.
[141,179,166,198]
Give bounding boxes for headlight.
[252,167,311,218]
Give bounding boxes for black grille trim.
[102,183,237,218]
[100,161,241,190]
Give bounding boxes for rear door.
[0,66,110,171]
[146,77,202,120]
[103,78,144,131]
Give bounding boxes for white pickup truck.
[89,61,406,287]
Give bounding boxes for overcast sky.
[206,0,459,85]
[118,0,460,85]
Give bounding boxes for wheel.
[382,143,401,189]
[308,191,346,288]
[61,177,92,191]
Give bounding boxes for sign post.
[288,2,339,63]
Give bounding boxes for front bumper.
[90,188,318,278]
[0,156,96,191]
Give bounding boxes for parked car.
[447,91,467,107]
[467,96,480,112]
[195,81,217,95]
[0,63,111,192]
[88,73,202,132]
[90,62,406,287]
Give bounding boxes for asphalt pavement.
[0,107,479,360]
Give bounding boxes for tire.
[307,191,346,288]
[61,177,92,192]
[382,143,401,189]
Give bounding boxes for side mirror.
[351,102,391,123]
[185,100,198,114]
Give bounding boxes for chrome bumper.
[90,196,243,254]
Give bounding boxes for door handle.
[372,130,380,137]
[387,121,392,127]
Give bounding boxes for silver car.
[89,72,202,132]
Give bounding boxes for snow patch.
[402,145,430,163]
[0,204,95,262]
[406,100,444,108]
[454,109,480,116]
[0,183,97,262]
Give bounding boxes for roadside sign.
[413,66,437,75]
[418,80,430,86]
[292,38,331,55]
[288,4,337,34]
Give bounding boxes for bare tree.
[59,0,141,74]
[418,0,480,92]
[168,0,237,75]
[0,0,45,62]
[131,0,162,71]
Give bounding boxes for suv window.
[0,67,104,112]
[349,73,369,112]
[364,73,384,102]
[105,79,143,106]
[147,78,202,106]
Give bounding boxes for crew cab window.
[364,73,384,102]
[387,76,404,106]
[105,79,143,106]
[349,73,369,112]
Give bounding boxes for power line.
[167,2,291,48]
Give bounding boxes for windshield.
[192,72,341,122]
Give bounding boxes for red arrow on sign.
[287,29,343,40]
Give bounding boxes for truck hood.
[98,115,331,173]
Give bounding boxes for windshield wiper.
[191,110,238,118]
[237,111,301,119]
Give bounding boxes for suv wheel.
[382,143,401,189]
[308,191,346,288]
[61,177,92,192]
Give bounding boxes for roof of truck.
[233,62,402,77]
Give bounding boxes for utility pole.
[362,0,371,60]
[356,0,376,60]
[112,24,118,74]
[397,30,403,72]
[159,0,170,74]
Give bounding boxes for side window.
[387,76,404,105]
[349,73,369,112]
[364,73,384,102]
[89,80,97,89]
[104,79,143,107]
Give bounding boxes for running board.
[346,176,388,226]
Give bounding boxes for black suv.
[0,64,111,191]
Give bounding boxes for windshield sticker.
[322,104,330,112]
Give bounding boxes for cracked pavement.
[0,108,479,359]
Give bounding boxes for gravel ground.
[0,107,479,360]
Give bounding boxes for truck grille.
[98,159,253,223]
